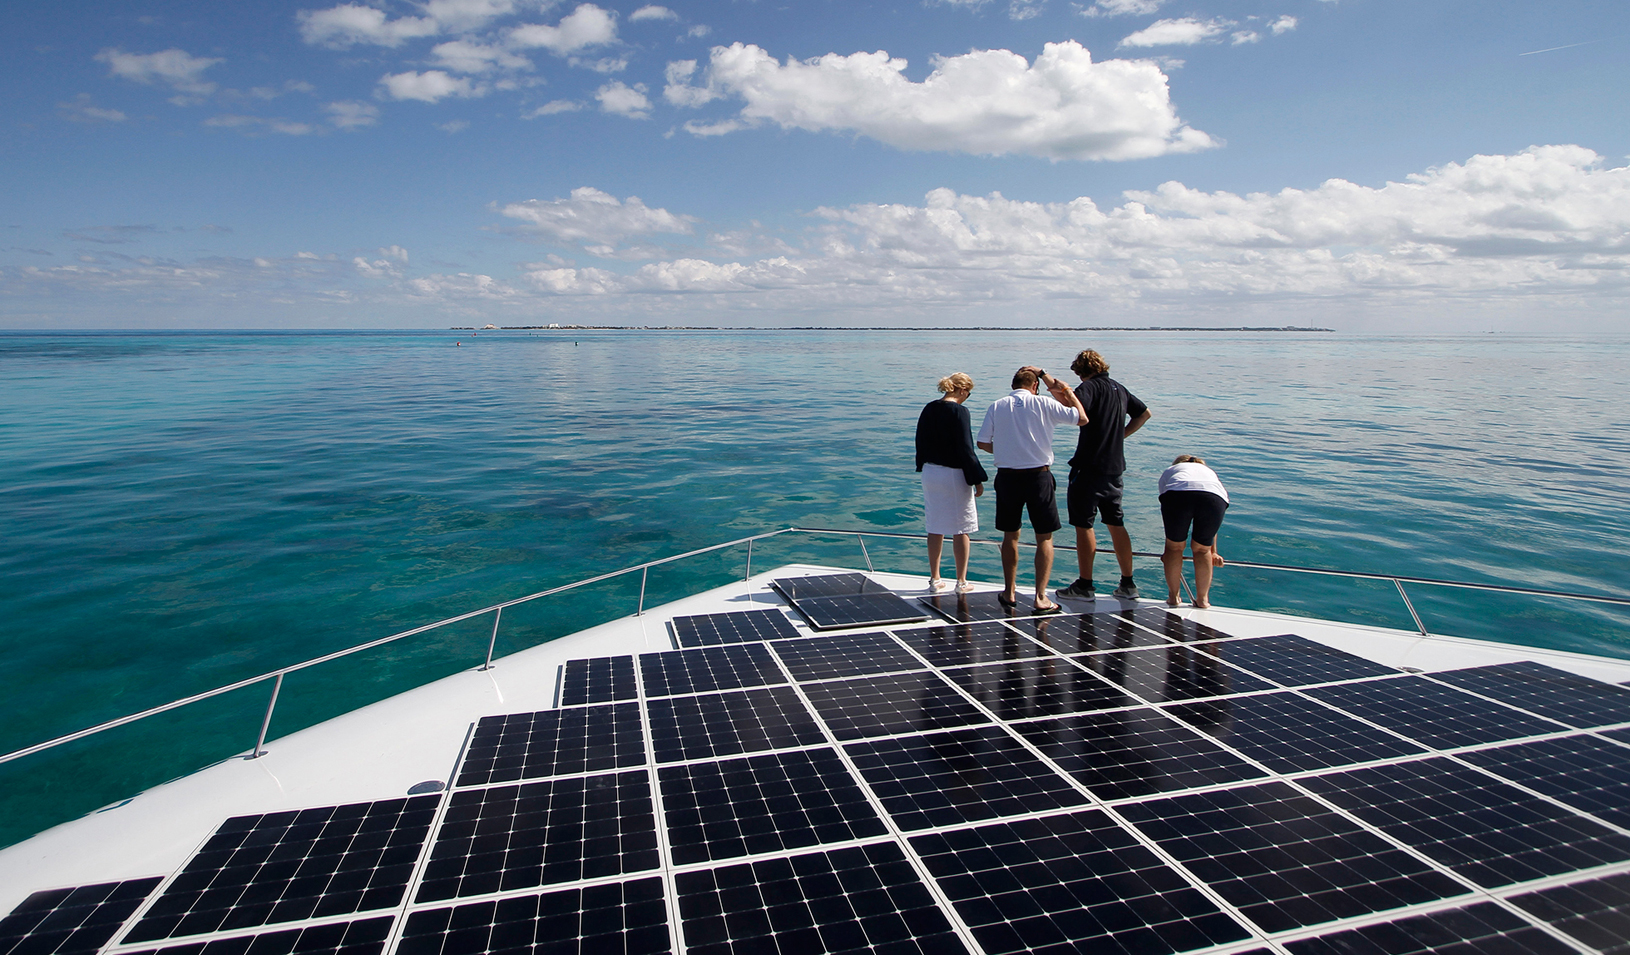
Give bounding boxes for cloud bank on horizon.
[4,0,1628,329]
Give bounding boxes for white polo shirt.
[976,389,1081,469]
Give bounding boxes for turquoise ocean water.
[2,329,1627,848]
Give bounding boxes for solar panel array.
[9,573,1630,955]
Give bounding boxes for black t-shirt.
[1068,376,1147,475]
[915,399,989,486]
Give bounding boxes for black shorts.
[1160,490,1228,546]
[994,467,1061,535]
[1067,469,1125,528]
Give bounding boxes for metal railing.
[3,525,1627,770]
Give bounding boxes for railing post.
[1180,568,1195,605]
[637,566,649,616]
[1394,578,1430,636]
[251,673,284,759]
[857,535,874,574]
[481,606,503,671]
[745,538,754,583]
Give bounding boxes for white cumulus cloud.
[325,99,380,128]
[508,4,618,55]
[60,94,127,123]
[629,5,678,21]
[664,40,1213,161]
[298,4,439,48]
[97,48,223,99]
[523,99,583,117]
[1081,0,1164,16]
[431,40,532,73]
[498,186,694,247]
[203,115,318,135]
[1119,18,1232,47]
[595,81,650,117]
[379,70,485,102]
[1271,16,1299,34]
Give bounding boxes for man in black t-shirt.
[1057,349,1151,601]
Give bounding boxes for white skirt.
[922,463,978,536]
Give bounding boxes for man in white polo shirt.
[976,366,1089,614]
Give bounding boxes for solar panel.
[674,842,967,955]
[771,573,896,600]
[769,631,925,682]
[889,621,1051,668]
[1014,709,1268,801]
[646,686,824,763]
[1008,612,1170,653]
[1195,633,1399,686]
[943,658,1135,719]
[1118,782,1467,933]
[1306,677,1570,750]
[784,592,931,631]
[1432,661,1630,728]
[1075,644,1277,703]
[844,725,1087,830]
[658,749,886,864]
[559,655,637,706]
[1458,733,1630,829]
[1509,871,1630,955]
[638,644,786,697]
[415,772,657,903]
[121,917,396,955]
[798,670,990,741]
[124,797,439,943]
[397,879,668,955]
[0,878,161,955]
[1165,690,1426,773]
[919,590,1065,623]
[669,609,802,648]
[1302,757,1630,887]
[1117,607,1236,643]
[909,809,1251,954]
[1280,901,1580,955]
[456,703,645,787]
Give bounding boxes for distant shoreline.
[454,325,1337,332]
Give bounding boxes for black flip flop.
[1031,603,1063,616]
[997,593,1017,609]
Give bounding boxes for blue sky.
[3,0,1627,329]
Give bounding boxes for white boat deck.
[4,563,1629,954]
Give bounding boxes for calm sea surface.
[2,328,1627,846]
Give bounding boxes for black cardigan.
[914,399,989,486]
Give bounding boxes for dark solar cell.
[910,809,1250,955]
[943,658,1136,719]
[1009,612,1171,654]
[397,879,669,955]
[638,644,786,697]
[125,796,440,943]
[659,749,886,864]
[1166,690,1426,773]
[646,686,824,763]
[1432,661,1630,729]
[457,703,645,787]
[1281,901,1578,955]
[1459,734,1630,829]
[122,917,395,955]
[844,725,1086,830]
[1015,709,1268,801]
[799,671,990,741]
[1607,726,1630,745]
[1306,677,1569,750]
[1510,871,1630,955]
[1303,757,1630,888]
[890,621,1051,668]
[0,878,161,955]
[919,591,1054,623]
[1076,644,1277,703]
[1119,782,1468,933]
[1117,607,1236,643]
[675,842,967,955]
[559,656,637,706]
[772,573,896,600]
[416,772,657,903]
[769,631,925,682]
[787,592,931,631]
[670,609,803,648]
[1192,634,1398,686]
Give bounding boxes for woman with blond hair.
[915,372,988,592]
[1158,454,1230,608]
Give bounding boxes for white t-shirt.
[1158,461,1229,503]
[976,389,1081,469]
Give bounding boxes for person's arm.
[1124,407,1152,438]
[1041,373,1090,427]
[975,405,995,454]
[977,441,993,453]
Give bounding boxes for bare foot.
[1167,596,1181,607]
[1193,600,1211,609]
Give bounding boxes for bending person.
[915,372,988,593]
[1158,455,1230,608]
